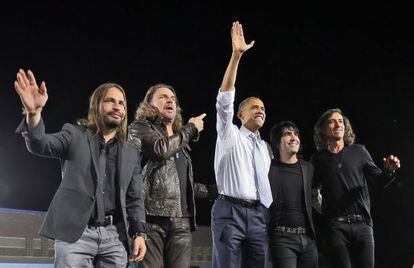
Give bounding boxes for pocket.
[211,200,233,221]
[44,188,94,241]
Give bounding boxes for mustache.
[106,111,123,117]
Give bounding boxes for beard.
[102,113,123,130]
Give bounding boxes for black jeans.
[140,216,192,268]
[269,230,318,268]
[327,220,374,268]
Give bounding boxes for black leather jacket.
[128,119,208,231]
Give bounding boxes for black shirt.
[102,137,118,216]
[174,150,191,217]
[312,144,393,220]
[91,137,119,223]
[269,161,307,228]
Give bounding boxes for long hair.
[134,83,183,132]
[314,108,355,152]
[77,83,128,144]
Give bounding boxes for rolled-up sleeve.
[216,89,236,141]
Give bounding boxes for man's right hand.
[14,69,48,114]
[189,113,207,133]
[231,21,255,56]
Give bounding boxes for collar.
[240,125,262,141]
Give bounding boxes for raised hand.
[188,113,207,133]
[383,155,401,173]
[231,21,255,55]
[14,69,48,113]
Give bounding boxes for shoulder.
[299,159,312,167]
[62,123,86,135]
[128,119,159,138]
[347,144,366,154]
[299,159,314,172]
[129,119,152,129]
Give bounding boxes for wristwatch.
[133,232,148,241]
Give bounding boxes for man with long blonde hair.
[14,69,146,267]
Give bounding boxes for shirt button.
[91,196,95,201]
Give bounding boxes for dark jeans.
[211,199,269,268]
[140,216,192,268]
[327,220,374,268]
[269,230,317,268]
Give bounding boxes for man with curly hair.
[312,108,400,268]
[128,83,215,268]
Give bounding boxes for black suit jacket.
[268,159,316,238]
[16,119,145,253]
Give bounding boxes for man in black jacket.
[268,121,318,268]
[14,69,146,267]
[312,108,401,268]
[128,83,214,268]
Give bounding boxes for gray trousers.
[54,225,127,268]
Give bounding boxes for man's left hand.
[383,155,401,172]
[130,236,146,263]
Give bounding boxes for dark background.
[1,1,413,266]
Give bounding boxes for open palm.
[14,69,48,112]
[231,21,255,54]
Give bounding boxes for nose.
[166,96,176,103]
[112,102,121,111]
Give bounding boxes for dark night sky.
[1,2,413,265]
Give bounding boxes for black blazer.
[268,159,316,238]
[16,119,145,253]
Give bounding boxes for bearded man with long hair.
[14,69,146,267]
[128,83,215,268]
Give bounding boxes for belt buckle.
[106,215,113,226]
[347,214,358,223]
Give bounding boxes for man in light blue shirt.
[212,21,273,268]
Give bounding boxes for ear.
[237,111,243,121]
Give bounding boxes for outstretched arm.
[128,120,199,161]
[220,21,255,91]
[14,69,48,128]
[363,147,400,188]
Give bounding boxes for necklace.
[330,148,345,169]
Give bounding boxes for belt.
[88,215,114,227]
[275,225,307,234]
[335,214,364,223]
[217,194,261,208]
